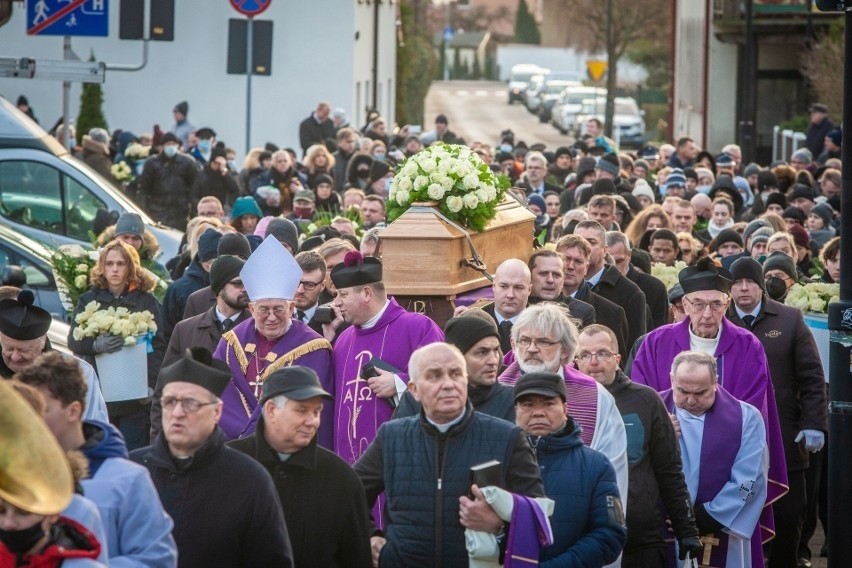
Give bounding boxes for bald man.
[480,259,532,354]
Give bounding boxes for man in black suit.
[518,151,562,197]
[479,259,532,354]
[574,221,647,351]
[606,231,669,331]
[293,251,329,336]
[555,235,629,362]
[527,249,595,328]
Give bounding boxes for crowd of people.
[0,96,842,568]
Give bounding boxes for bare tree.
[801,20,844,118]
[549,0,667,136]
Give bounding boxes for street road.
[423,80,574,150]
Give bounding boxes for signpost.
[586,59,607,82]
[27,0,109,150]
[230,0,272,152]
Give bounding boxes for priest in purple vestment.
[628,257,788,549]
[328,252,444,465]
[214,236,333,445]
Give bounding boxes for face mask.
[357,169,369,179]
[0,522,46,555]
[227,160,237,171]
[499,144,512,153]
[765,277,788,301]
[163,145,178,158]
[696,184,711,194]
[293,206,313,219]
[373,153,386,161]
[198,139,212,152]
[383,177,392,193]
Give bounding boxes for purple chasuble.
[213,318,333,445]
[630,317,788,518]
[499,362,599,446]
[661,387,765,568]
[505,494,553,567]
[333,298,443,464]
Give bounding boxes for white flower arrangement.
[110,161,134,183]
[72,301,158,346]
[387,143,510,231]
[51,244,99,313]
[124,143,151,161]
[785,282,839,315]
[650,261,688,292]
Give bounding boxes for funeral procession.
[1,0,851,566]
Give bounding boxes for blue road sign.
[443,26,454,42]
[27,0,108,37]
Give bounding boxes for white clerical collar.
[734,301,762,320]
[586,266,605,286]
[688,324,721,356]
[427,409,466,433]
[494,311,519,325]
[361,299,391,329]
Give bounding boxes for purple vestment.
[499,362,599,447]
[630,317,786,540]
[214,318,333,445]
[505,494,554,567]
[661,387,766,567]
[333,298,443,464]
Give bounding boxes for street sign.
[586,59,607,82]
[443,26,454,42]
[27,0,108,37]
[227,19,272,76]
[230,0,271,17]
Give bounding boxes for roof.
[432,30,491,49]
[0,96,67,153]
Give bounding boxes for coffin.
[379,196,535,296]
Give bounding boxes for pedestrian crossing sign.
[27,0,108,37]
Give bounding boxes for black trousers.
[798,444,826,560]
[622,546,666,568]
[768,469,806,568]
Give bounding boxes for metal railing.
[772,126,807,163]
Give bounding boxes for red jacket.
[0,517,102,568]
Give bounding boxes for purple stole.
[504,494,553,567]
[499,362,598,447]
[661,387,764,568]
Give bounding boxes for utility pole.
[603,0,615,138]
[739,0,756,165]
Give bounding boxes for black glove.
[93,335,125,354]
[694,502,724,535]
[678,536,703,560]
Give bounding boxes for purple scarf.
[504,494,553,567]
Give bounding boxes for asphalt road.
[423,80,574,150]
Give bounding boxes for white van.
[508,64,550,104]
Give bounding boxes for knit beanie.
[742,218,770,247]
[782,206,805,226]
[763,251,798,281]
[527,193,546,214]
[731,257,765,290]
[712,228,743,252]
[266,218,300,254]
[748,227,774,251]
[787,223,811,249]
[444,315,499,355]
[217,232,252,260]
[810,202,833,228]
[757,171,779,192]
[209,255,245,295]
[764,192,787,210]
[197,228,222,262]
[592,178,616,195]
[596,153,620,176]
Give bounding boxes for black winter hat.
[554,146,574,159]
[787,184,815,203]
[444,314,499,355]
[596,153,620,176]
[160,132,179,146]
[266,218,299,254]
[810,203,834,228]
[711,229,744,253]
[173,101,189,115]
[763,251,798,282]
[764,192,787,210]
[114,212,144,238]
[592,178,616,195]
[209,255,245,295]
[217,233,252,260]
[782,206,806,226]
[576,157,597,180]
[369,160,391,185]
[197,228,222,262]
[312,173,334,188]
[757,171,779,192]
[731,257,765,290]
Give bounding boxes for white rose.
[463,193,480,209]
[74,274,88,288]
[420,159,437,173]
[440,176,454,191]
[396,190,411,205]
[402,162,418,177]
[475,189,489,202]
[446,196,464,212]
[414,175,429,190]
[463,173,480,189]
[398,177,413,192]
[438,159,453,174]
[427,184,446,200]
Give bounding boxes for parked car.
[0,97,182,260]
[572,96,646,147]
[523,72,551,113]
[550,86,607,134]
[507,64,549,104]
[536,80,582,123]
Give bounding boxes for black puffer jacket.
[135,152,197,231]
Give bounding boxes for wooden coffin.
[379,196,535,296]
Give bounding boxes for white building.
[0,0,398,158]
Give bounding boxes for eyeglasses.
[516,337,560,349]
[161,396,217,413]
[684,297,727,312]
[298,280,323,291]
[576,350,615,362]
[254,305,289,318]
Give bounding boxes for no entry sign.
[229,0,271,17]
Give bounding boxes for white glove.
[795,429,825,453]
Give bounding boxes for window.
[0,161,62,232]
[64,174,106,241]
[0,245,50,287]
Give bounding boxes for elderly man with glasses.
[629,258,789,557]
[214,237,333,445]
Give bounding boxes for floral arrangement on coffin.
[50,244,99,313]
[387,143,511,232]
[72,301,158,346]
[785,282,839,315]
[650,260,688,291]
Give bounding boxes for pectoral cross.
[699,533,720,567]
[739,480,756,502]
[249,374,263,399]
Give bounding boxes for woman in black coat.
[68,240,166,450]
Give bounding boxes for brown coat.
[183,286,217,319]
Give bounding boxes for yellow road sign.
[587,60,608,82]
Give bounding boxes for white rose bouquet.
[72,301,158,346]
[124,143,150,161]
[50,244,98,313]
[387,143,510,232]
[110,161,134,183]
[650,261,688,292]
[785,282,839,314]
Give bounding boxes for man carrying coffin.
[666,351,769,567]
[214,236,333,443]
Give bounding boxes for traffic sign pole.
[62,35,71,148]
[245,16,253,153]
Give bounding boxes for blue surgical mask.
[227,160,237,171]
[374,153,386,161]
[163,145,178,158]
[198,139,212,152]
[499,144,512,153]
[696,184,712,194]
[383,177,392,193]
